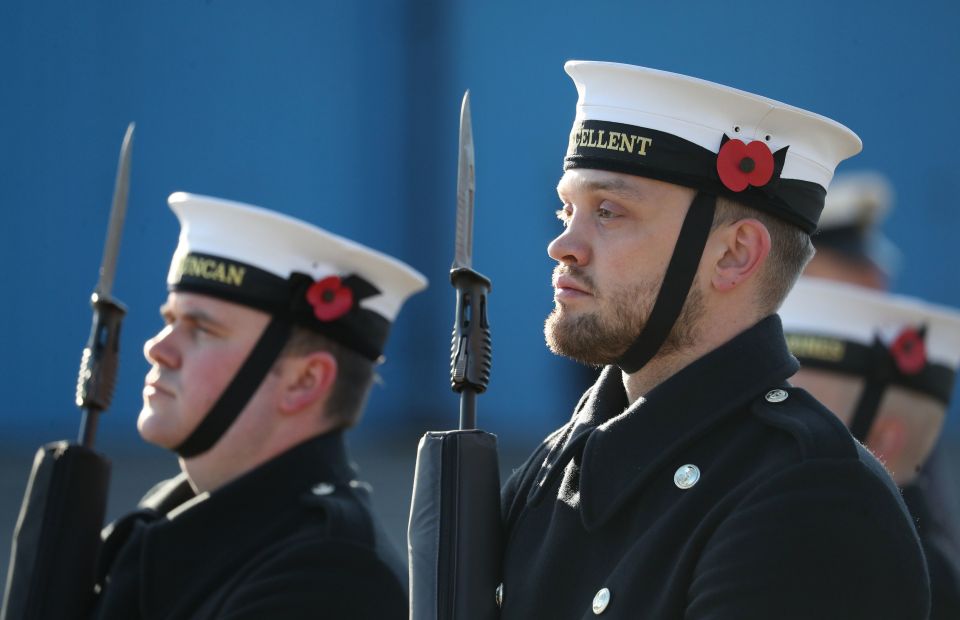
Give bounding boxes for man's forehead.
[162,291,261,322]
[164,291,218,310]
[556,169,688,202]
[557,168,630,193]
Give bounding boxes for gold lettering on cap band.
[569,127,653,156]
[174,255,247,287]
[785,334,846,362]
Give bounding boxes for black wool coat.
[90,432,407,620]
[902,448,960,620]
[500,316,930,620]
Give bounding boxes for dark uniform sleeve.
[687,459,930,620]
[902,474,960,620]
[215,539,407,620]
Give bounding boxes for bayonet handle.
[450,268,492,430]
[75,293,127,445]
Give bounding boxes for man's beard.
[544,265,704,367]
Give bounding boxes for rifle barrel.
[78,408,100,447]
[459,390,477,430]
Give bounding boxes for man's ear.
[710,218,771,292]
[866,416,907,468]
[277,351,338,415]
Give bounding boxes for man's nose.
[547,212,591,266]
[144,325,180,369]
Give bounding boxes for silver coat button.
[496,583,503,608]
[674,464,701,489]
[311,482,335,496]
[349,479,373,493]
[765,389,789,403]
[592,587,611,614]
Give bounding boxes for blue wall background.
[1,0,958,449]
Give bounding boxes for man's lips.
[144,380,175,398]
[554,275,592,295]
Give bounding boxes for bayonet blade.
[95,122,135,298]
[453,91,475,271]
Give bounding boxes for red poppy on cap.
[306,276,354,322]
[890,327,927,375]
[716,139,775,192]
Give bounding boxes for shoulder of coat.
[749,385,858,461]
[297,480,378,544]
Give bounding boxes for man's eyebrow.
[159,304,226,329]
[556,177,646,202]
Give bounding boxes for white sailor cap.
[563,61,863,233]
[813,171,901,277]
[819,171,893,229]
[780,277,960,404]
[166,192,427,360]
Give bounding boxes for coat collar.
[526,364,628,500]
[540,316,799,531]
[137,431,356,618]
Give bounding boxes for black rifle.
[408,93,502,620]
[2,124,134,620]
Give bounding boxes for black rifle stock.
[408,92,502,620]
[1,296,122,620]
[2,124,132,620]
[2,443,111,619]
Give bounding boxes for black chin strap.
[617,191,717,374]
[848,337,895,443]
[173,274,314,459]
[174,316,294,458]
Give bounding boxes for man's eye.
[596,200,622,220]
[555,208,571,227]
[192,323,217,337]
[597,206,621,220]
[180,319,214,339]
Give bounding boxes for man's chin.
[546,341,610,367]
[545,317,602,365]
[544,305,640,366]
[546,303,581,325]
[136,406,181,450]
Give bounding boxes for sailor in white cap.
[783,278,960,479]
[783,276,960,619]
[499,61,929,619]
[91,193,426,619]
[798,168,960,620]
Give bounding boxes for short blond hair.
[712,196,815,314]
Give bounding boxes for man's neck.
[180,417,336,494]
[181,452,259,495]
[621,309,763,404]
